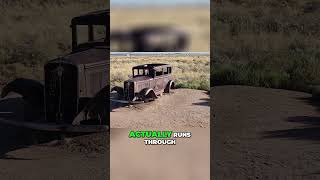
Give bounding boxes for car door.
[154,69,164,94]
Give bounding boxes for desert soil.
[110,88,210,128]
[0,88,209,179]
[212,85,320,179]
[0,94,108,180]
[110,128,210,180]
[0,133,109,180]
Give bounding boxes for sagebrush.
[211,0,320,92]
[0,0,108,84]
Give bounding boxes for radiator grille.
[45,63,78,123]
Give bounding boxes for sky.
[111,0,209,7]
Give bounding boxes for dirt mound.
[59,133,109,154]
[0,131,108,180]
[0,95,108,179]
[111,88,210,128]
[212,85,320,179]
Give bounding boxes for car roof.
[71,9,109,26]
[132,63,171,70]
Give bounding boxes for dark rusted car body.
[111,26,188,52]
[44,9,110,126]
[112,64,175,103]
[71,9,109,52]
[0,10,109,132]
[45,49,109,124]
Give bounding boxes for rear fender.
[165,80,175,93]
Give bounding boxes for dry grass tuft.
[211,0,320,92]
[0,1,108,84]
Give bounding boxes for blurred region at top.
[111,0,210,52]
[111,0,209,7]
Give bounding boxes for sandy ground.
[0,95,108,180]
[111,89,210,128]
[212,86,320,179]
[110,128,210,180]
[0,133,108,180]
[0,88,209,179]
[110,89,210,180]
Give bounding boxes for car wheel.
[143,93,155,103]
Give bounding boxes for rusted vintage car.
[0,9,109,132]
[111,26,189,52]
[111,64,175,103]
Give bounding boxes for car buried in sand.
[111,63,175,103]
[0,9,109,132]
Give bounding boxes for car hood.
[47,47,108,66]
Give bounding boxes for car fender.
[111,86,124,97]
[168,80,175,89]
[1,78,44,107]
[140,88,157,99]
[165,80,175,93]
[73,85,109,125]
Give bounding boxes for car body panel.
[44,10,109,124]
[120,64,173,102]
